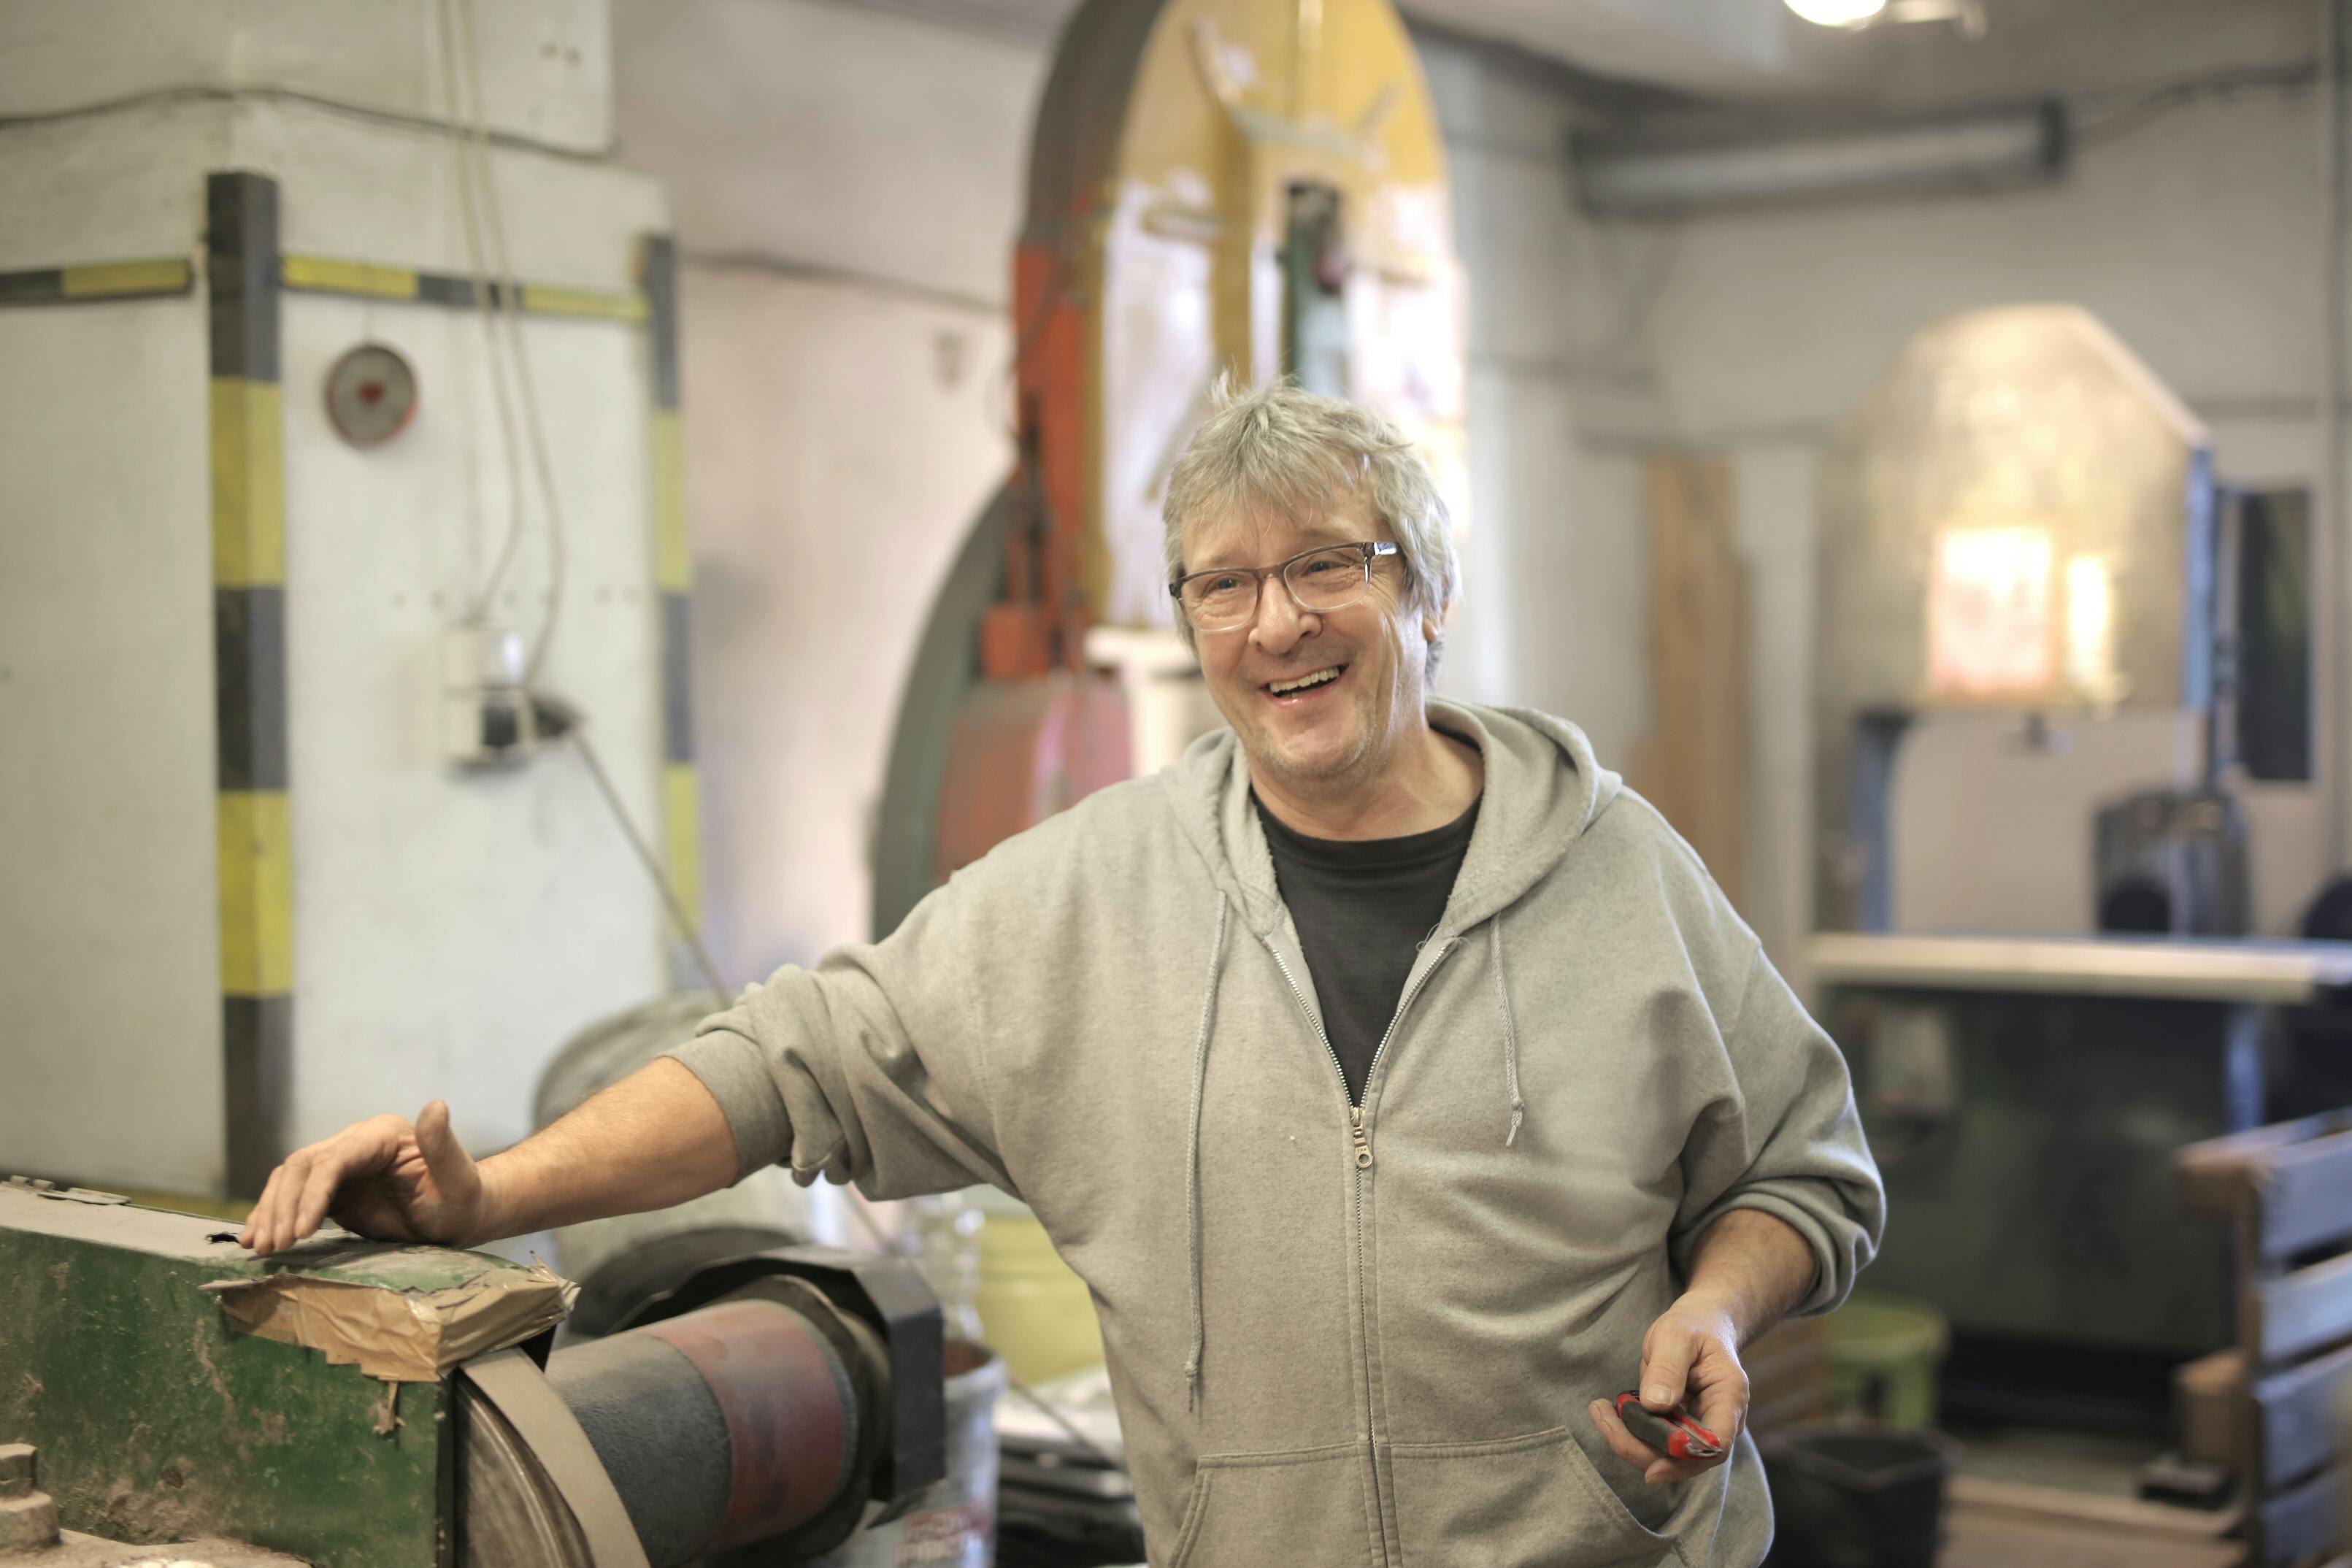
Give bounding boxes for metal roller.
[455,1243,942,1568]
[545,1299,861,1567]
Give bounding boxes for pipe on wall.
[2324,0,2348,869]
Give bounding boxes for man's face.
[1181,501,1434,796]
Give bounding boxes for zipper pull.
[1349,1105,1372,1168]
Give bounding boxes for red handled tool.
[1611,1392,1725,1461]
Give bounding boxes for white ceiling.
[839,0,2318,109]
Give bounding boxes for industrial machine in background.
[1807,304,2346,1429]
[874,0,1469,937]
[0,1179,948,1568]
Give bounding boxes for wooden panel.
[2255,1251,2352,1367]
[1948,1476,2240,1541]
[1742,1313,1829,1435]
[1629,452,1748,909]
[1941,1508,2243,1568]
[2178,1109,2352,1222]
[2257,1467,2342,1566]
[2257,1132,2352,1260]
[2256,1338,2352,1489]
[2177,1348,2248,1470]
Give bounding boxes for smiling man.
[242,383,1882,1568]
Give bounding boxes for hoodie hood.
[1165,699,1624,939]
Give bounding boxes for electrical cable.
[0,82,620,161]
[437,0,532,628]
[2071,61,2319,151]
[453,0,572,685]
[2324,0,2348,866]
[556,711,730,1001]
[426,4,702,998]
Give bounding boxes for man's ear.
[1421,593,1451,645]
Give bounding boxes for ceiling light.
[1786,0,1986,34]
[1786,0,1888,24]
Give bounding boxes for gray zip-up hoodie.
[672,700,1884,1568]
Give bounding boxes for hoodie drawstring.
[1184,899,1231,1410]
[1490,918,1525,1147]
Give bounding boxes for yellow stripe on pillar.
[218,790,294,996]
[210,379,285,588]
[664,763,703,934]
[61,257,195,298]
[281,255,420,301]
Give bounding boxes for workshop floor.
[1937,1423,2243,1568]
[1945,1422,2166,1496]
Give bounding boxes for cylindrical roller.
[545,1298,860,1567]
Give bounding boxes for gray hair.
[1161,378,1459,679]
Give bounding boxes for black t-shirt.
[1256,793,1482,1104]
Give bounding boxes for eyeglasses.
[1169,541,1402,633]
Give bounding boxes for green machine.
[0,1180,945,1567]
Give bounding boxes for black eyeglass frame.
[1167,540,1402,630]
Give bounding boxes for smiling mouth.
[1264,665,1345,697]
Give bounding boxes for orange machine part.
[934,674,1134,883]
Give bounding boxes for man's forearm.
[474,1058,743,1242]
[1679,1208,1818,1348]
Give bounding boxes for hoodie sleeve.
[663,862,1015,1202]
[1668,944,1886,1317]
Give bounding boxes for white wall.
[1419,31,1660,769]
[0,4,676,1188]
[612,0,1040,980]
[1622,84,2337,961]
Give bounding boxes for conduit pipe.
[2326,0,2349,866]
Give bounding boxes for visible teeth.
[1268,667,1340,695]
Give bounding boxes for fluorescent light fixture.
[1786,0,1986,34]
[1786,0,1888,23]
[1575,102,2066,216]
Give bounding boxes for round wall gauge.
[325,342,418,447]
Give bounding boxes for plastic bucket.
[972,1211,1104,1384]
[1823,1293,1948,1430]
[1761,1424,1953,1568]
[815,1340,1006,1568]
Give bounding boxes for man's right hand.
[239,1101,493,1256]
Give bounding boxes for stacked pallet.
[2177,1109,2352,1566]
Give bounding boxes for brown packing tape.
[204,1263,577,1383]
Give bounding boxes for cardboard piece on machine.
[201,1260,577,1383]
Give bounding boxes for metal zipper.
[1261,934,1461,1568]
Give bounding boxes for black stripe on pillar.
[209,169,289,1199]
[0,269,64,306]
[643,234,680,412]
[215,587,289,793]
[206,172,280,383]
[662,591,694,764]
[418,272,480,310]
[223,995,294,1200]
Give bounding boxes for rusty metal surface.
[633,1300,855,1550]
[933,673,1134,884]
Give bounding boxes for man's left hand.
[1586,1294,1748,1485]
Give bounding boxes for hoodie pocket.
[1388,1425,1686,1568]
[1164,1441,1373,1568]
